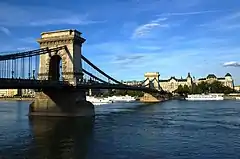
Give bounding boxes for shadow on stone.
[29,89,95,117]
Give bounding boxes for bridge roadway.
[0,78,160,93]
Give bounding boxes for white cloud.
[0,26,10,35]
[132,23,160,38]
[151,18,167,23]
[161,10,223,16]
[223,61,240,67]
[16,47,34,51]
[132,18,169,39]
[137,46,162,51]
[112,54,145,64]
[199,11,240,31]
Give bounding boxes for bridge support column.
[140,93,165,103]
[140,72,167,103]
[29,89,94,117]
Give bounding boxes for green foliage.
[196,81,209,93]
[174,81,234,95]
[197,81,234,94]
[126,90,144,97]
[174,84,190,96]
[115,90,127,96]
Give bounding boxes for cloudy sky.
[0,0,240,84]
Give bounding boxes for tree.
[223,86,234,94]
[210,81,224,93]
[197,81,209,94]
[190,81,234,94]
[190,83,201,94]
[126,90,144,97]
[174,85,184,95]
[183,85,191,95]
[115,90,127,96]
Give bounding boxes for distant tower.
[144,72,161,90]
[225,73,234,88]
[186,72,192,86]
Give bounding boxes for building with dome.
[122,72,234,93]
[159,73,193,93]
[196,73,234,88]
[158,73,234,93]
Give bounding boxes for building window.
[170,83,174,89]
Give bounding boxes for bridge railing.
[0,46,161,93]
[0,47,65,80]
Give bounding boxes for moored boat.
[236,97,240,100]
[185,94,224,101]
[106,95,136,102]
[86,96,113,105]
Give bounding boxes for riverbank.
[0,97,34,101]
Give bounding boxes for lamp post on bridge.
[11,71,14,79]
[33,70,35,80]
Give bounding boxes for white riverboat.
[236,97,240,100]
[86,96,113,105]
[185,94,224,101]
[106,95,136,102]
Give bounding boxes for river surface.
[0,100,240,159]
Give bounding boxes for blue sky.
[0,0,240,84]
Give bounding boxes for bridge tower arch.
[144,72,161,90]
[30,29,94,117]
[37,29,85,85]
[140,72,164,102]
[48,55,62,81]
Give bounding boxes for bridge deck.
[0,78,159,93]
[0,46,162,94]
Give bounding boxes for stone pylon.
[140,72,164,102]
[29,29,94,117]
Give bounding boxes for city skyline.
[123,72,234,81]
[0,0,240,84]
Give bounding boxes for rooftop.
[145,72,160,77]
[41,29,83,39]
[207,74,217,79]
[159,76,187,82]
[225,73,232,77]
[41,29,82,35]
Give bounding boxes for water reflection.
[28,117,94,159]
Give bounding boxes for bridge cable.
[0,46,65,61]
[82,69,108,84]
[81,55,122,85]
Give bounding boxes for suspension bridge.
[0,29,166,117]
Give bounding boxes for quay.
[0,97,34,101]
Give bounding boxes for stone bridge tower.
[29,29,94,117]
[144,72,161,90]
[140,72,164,102]
[37,29,85,85]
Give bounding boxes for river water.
[0,100,240,159]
